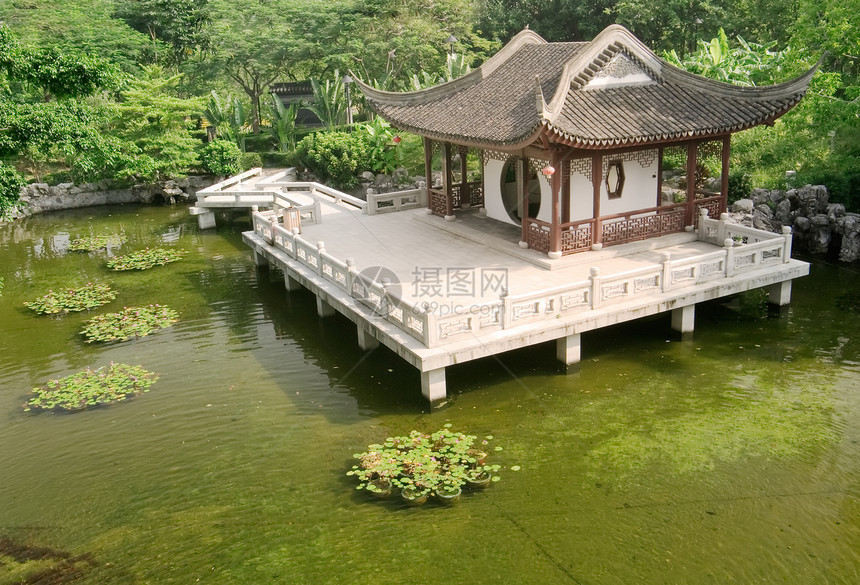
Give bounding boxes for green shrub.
[240,152,263,171]
[295,131,370,189]
[199,140,242,176]
[727,170,752,204]
[0,161,25,214]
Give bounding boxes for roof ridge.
[353,28,548,107]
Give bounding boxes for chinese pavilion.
[356,25,816,259]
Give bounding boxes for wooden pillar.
[549,151,562,258]
[656,147,664,207]
[721,135,731,215]
[686,141,698,226]
[520,157,530,247]
[441,142,454,220]
[459,146,470,209]
[592,154,603,246]
[561,159,571,223]
[424,137,433,211]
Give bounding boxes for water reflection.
[1,205,859,584]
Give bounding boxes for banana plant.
[264,94,300,152]
[307,73,347,131]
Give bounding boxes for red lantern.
[541,165,555,176]
[392,136,402,144]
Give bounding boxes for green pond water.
[1,204,859,584]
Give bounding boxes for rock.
[827,203,846,219]
[750,188,771,205]
[731,198,754,213]
[775,199,792,224]
[392,167,409,183]
[374,173,392,187]
[793,216,811,232]
[360,171,375,182]
[754,204,774,219]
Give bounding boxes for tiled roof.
[356,25,816,150]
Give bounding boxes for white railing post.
[724,238,736,277]
[590,267,602,309]
[697,208,709,241]
[500,287,511,329]
[782,226,793,263]
[661,252,672,292]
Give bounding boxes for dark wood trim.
[561,159,571,223]
[441,142,453,217]
[685,141,698,226]
[424,137,433,210]
[656,146,664,208]
[592,154,602,245]
[550,150,562,254]
[721,135,731,216]
[520,157,530,244]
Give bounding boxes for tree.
[109,66,203,179]
[0,0,157,72]
[663,28,787,86]
[114,0,211,67]
[477,0,614,43]
[264,96,301,152]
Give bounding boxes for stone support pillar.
[420,368,447,402]
[316,294,336,318]
[768,280,792,306]
[196,211,216,230]
[253,250,268,267]
[284,273,302,292]
[671,304,695,333]
[556,333,582,366]
[357,326,379,351]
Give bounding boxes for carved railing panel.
[429,188,447,217]
[601,205,685,246]
[561,220,593,254]
[525,218,551,253]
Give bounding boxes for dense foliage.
[0,0,858,212]
[25,362,158,412]
[199,140,242,176]
[24,283,117,314]
[80,305,179,342]
[295,131,370,189]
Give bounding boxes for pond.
[1,204,859,584]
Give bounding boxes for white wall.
[600,150,659,216]
[483,159,518,226]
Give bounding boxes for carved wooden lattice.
[470,183,485,206]
[526,220,551,252]
[451,184,462,209]
[528,158,552,186]
[481,149,513,166]
[695,198,721,226]
[561,223,592,253]
[601,208,685,245]
[429,189,447,217]
[570,158,592,181]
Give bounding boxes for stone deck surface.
[299,199,716,305]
